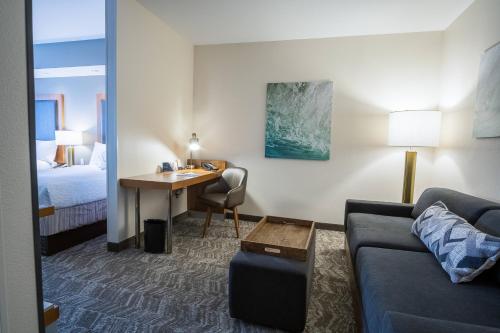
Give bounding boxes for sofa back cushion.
[476,210,500,285]
[476,210,500,237]
[412,188,500,224]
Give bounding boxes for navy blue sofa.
[344,188,500,333]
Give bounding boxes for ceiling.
[139,0,474,45]
[33,0,105,44]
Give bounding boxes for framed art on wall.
[265,80,333,160]
[473,41,500,138]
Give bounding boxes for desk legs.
[135,188,141,248]
[134,187,172,254]
[166,189,173,254]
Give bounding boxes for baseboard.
[225,212,262,222]
[224,212,344,231]
[107,211,190,252]
[173,210,190,221]
[315,222,344,231]
[107,235,137,252]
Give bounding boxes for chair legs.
[201,206,240,238]
[202,207,212,238]
[233,207,240,239]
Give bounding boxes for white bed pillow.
[36,140,57,165]
[89,142,106,170]
[37,160,52,171]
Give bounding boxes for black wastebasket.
[144,219,166,253]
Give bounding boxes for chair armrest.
[344,199,414,230]
[226,185,245,208]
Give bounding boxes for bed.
[36,93,108,255]
[38,166,106,229]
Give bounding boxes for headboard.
[35,94,65,164]
[96,93,106,144]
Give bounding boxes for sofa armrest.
[382,311,500,333]
[344,199,414,230]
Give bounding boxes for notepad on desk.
[175,172,199,177]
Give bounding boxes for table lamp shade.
[189,132,200,151]
[55,130,83,146]
[388,111,441,147]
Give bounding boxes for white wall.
[0,1,40,332]
[194,32,443,224]
[110,0,193,242]
[434,0,500,201]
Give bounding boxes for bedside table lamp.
[55,130,83,166]
[388,111,441,204]
[187,132,200,169]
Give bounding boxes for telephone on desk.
[162,162,174,172]
[201,162,218,171]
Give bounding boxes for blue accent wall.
[34,39,105,68]
[34,39,106,163]
[35,100,57,140]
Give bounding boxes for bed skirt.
[39,199,107,236]
[41,220,107,256]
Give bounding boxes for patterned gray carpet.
[42,216,356,332]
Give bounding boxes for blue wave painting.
[265,81,332,160]
[474,42,500,138]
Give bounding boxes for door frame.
[25,1,117,331]
[24,0,45,331]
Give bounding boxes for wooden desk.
[186,159,227,213]
[120,168,222,253]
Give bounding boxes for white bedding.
[38,165,106,209]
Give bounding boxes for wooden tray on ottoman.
[241,216,315,261]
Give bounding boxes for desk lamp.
[187,132,200,169]
[388,111,441,203]
[55,130,83,166]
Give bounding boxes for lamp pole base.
[186,151,196,169]
[67,146,75,167]
[402,151,417,204]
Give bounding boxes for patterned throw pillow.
[411,201,500,283]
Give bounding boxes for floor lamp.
[388,111,441,204]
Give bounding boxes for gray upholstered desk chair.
[198,167,248,238]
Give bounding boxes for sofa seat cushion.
[356,247,500,333]
[382,311,500,333]
[346,213,427,260]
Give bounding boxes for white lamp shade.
[189,142,200,151]
[55,130,83,145]
[388,111,441,147]
[189,132,200,151]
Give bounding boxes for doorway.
[27,0,114,331]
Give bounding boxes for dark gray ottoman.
[228,240,315,332]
